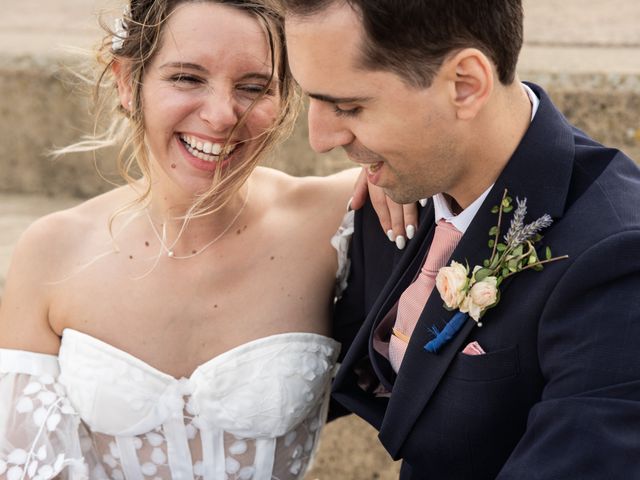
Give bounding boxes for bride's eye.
[169,73,204,86]
[237,84,272,97]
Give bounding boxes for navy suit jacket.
[332,83,640,479]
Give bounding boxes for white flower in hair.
[112,6,130,52]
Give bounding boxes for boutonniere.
[424,189,568,353]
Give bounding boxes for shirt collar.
[431,83,540,234]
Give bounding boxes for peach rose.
[461,277,498,321]
[435,261,469,309]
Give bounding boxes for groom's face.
[285,3,464,204]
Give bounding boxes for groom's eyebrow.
[307,93,372,104]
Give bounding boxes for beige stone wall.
[1,56,638,201]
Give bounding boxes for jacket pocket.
[448,345,520,382]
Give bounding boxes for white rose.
[460,276,498,321]
[435,261,469,309]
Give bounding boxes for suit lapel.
[377,83,576,457]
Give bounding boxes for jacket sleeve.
[497,231,640,478]
[332,204,368,363]
[0,349,95,479]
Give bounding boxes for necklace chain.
[145,186,250,260]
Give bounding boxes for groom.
[282,0,640,478]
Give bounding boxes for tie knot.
[423,220,463,272]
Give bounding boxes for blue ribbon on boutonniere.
[424,311,468,353]
[424,189,568,354]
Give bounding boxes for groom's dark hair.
[281,0,523,88]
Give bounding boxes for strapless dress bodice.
[56,329,340,480]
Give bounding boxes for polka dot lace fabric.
[0,331,339,479]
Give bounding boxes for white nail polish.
[346,196,353,211]
[395,235,406,250]
[387,229,395,242]
[419,198,428,207]
[406,225,415,240]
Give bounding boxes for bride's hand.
[350,167,419,250]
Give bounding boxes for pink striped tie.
[389,220,463,372]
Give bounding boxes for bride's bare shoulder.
[0,187,138,351]
[250,167,356,248]
[13,186,136,264]
[252,166,356,213]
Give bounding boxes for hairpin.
[112,5,130,52]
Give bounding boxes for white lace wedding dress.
[0,329,340,480]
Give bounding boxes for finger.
[350,168,368,211]
[403,203,419,240]
[369,181,393,236]
[387,198,407,250]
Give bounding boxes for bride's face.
[138,2,280,195]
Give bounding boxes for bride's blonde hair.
[59,0,301,229]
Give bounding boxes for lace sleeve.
[0,349,91,480]
[330,209,355,299]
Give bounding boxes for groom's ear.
[443,48,494,121]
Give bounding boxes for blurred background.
[1,1,639,478]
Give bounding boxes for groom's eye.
[334,104,362,118]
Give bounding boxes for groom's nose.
[307,99,355,153]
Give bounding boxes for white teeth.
[180,134,233,162]
[185,143,216,162]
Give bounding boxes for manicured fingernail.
[387,229,395,242]
[419,198,428,207]
[346,196,353,211]
[395,235,406,250]
[406,225,415,240]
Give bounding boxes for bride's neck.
[145,181,250,245]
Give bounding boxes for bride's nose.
[198,90,240,131]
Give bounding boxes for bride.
[0,1,415,479]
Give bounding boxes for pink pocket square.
[462,341,486,356]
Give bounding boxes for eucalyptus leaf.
[545,246,552,260]
[496,243,507,252]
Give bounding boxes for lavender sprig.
[504,197,527,244]
[509,214,553,246]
